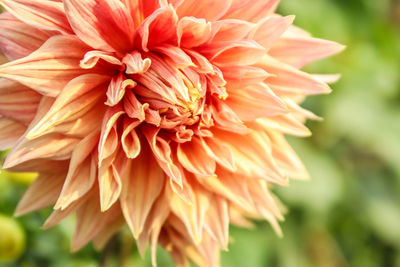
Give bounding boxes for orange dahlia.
[0,0,343,266]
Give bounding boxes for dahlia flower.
[0,0,343,266]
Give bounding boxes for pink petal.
[135,5,178,52]
[258,55,332,96]
[122,51,152,74]
[269,36,345,68]
[0,79,41,124]
[177,17,212,48]
[250,15,294,50]
[0,116,25,149]
[223,0,279,22]
[0,12,54,60]
[176,0,232,21]
[64,0,135,52]
[0,0,73,33]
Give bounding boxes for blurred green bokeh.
[1,0,400,266]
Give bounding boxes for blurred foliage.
[1,0,400,266]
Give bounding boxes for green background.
[1,0,400,266]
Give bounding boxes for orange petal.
[167,182,210,245]
[209,40,266,67]
[0,0,73,33]
[122,51,152,74]
[98,105,124,165]
[93,217,125,250]
[0,12,54,60]
[220,65,270,90]
[98,149,126,211]
[135,5,178,52]
[71,196,121,251]
[213,129,288,185]
[144,127,183,187]
[255,114,312,137]
[153,45,194,68]
[120,151,165,238]
[123,90,149,121]
[3,133,80,169]
[121,118,141,159]
[226,83,288,121]
[43,190,91,230]
[200,137,236,171]
[210,97,248,134]
[64,0,135,52]
[26,74,109,139]
[122,0,161,26]
[177,137,216,177]
[14,172,65,216]
[105,74,136,106]
[177,17,212,48]
[80,50,122,69]
[208,19,253,44]
[0,35,93,97]
[55,132,99,210]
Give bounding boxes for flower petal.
[269,36,345,68]
[176,0,232,21]
[258,55,332,96]
[26,74,110,139]
[250,15,294,50]
[177,17,212,48]
[0,116,26,150]
[177,137,216,177]
[0,79,41,124]
[0,0,73,33]
[54,131,99,210]
[120,150,165,238]
[64,0,135,52]
[226,83,289,121]
[0,35,93,97]
[121,118,141,159]
[0,12,54,60]
[224,0,279,22]
[14,173,65,216]
[135,5,178,52]
[71,196,121,251]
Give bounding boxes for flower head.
[0,0,343,266]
